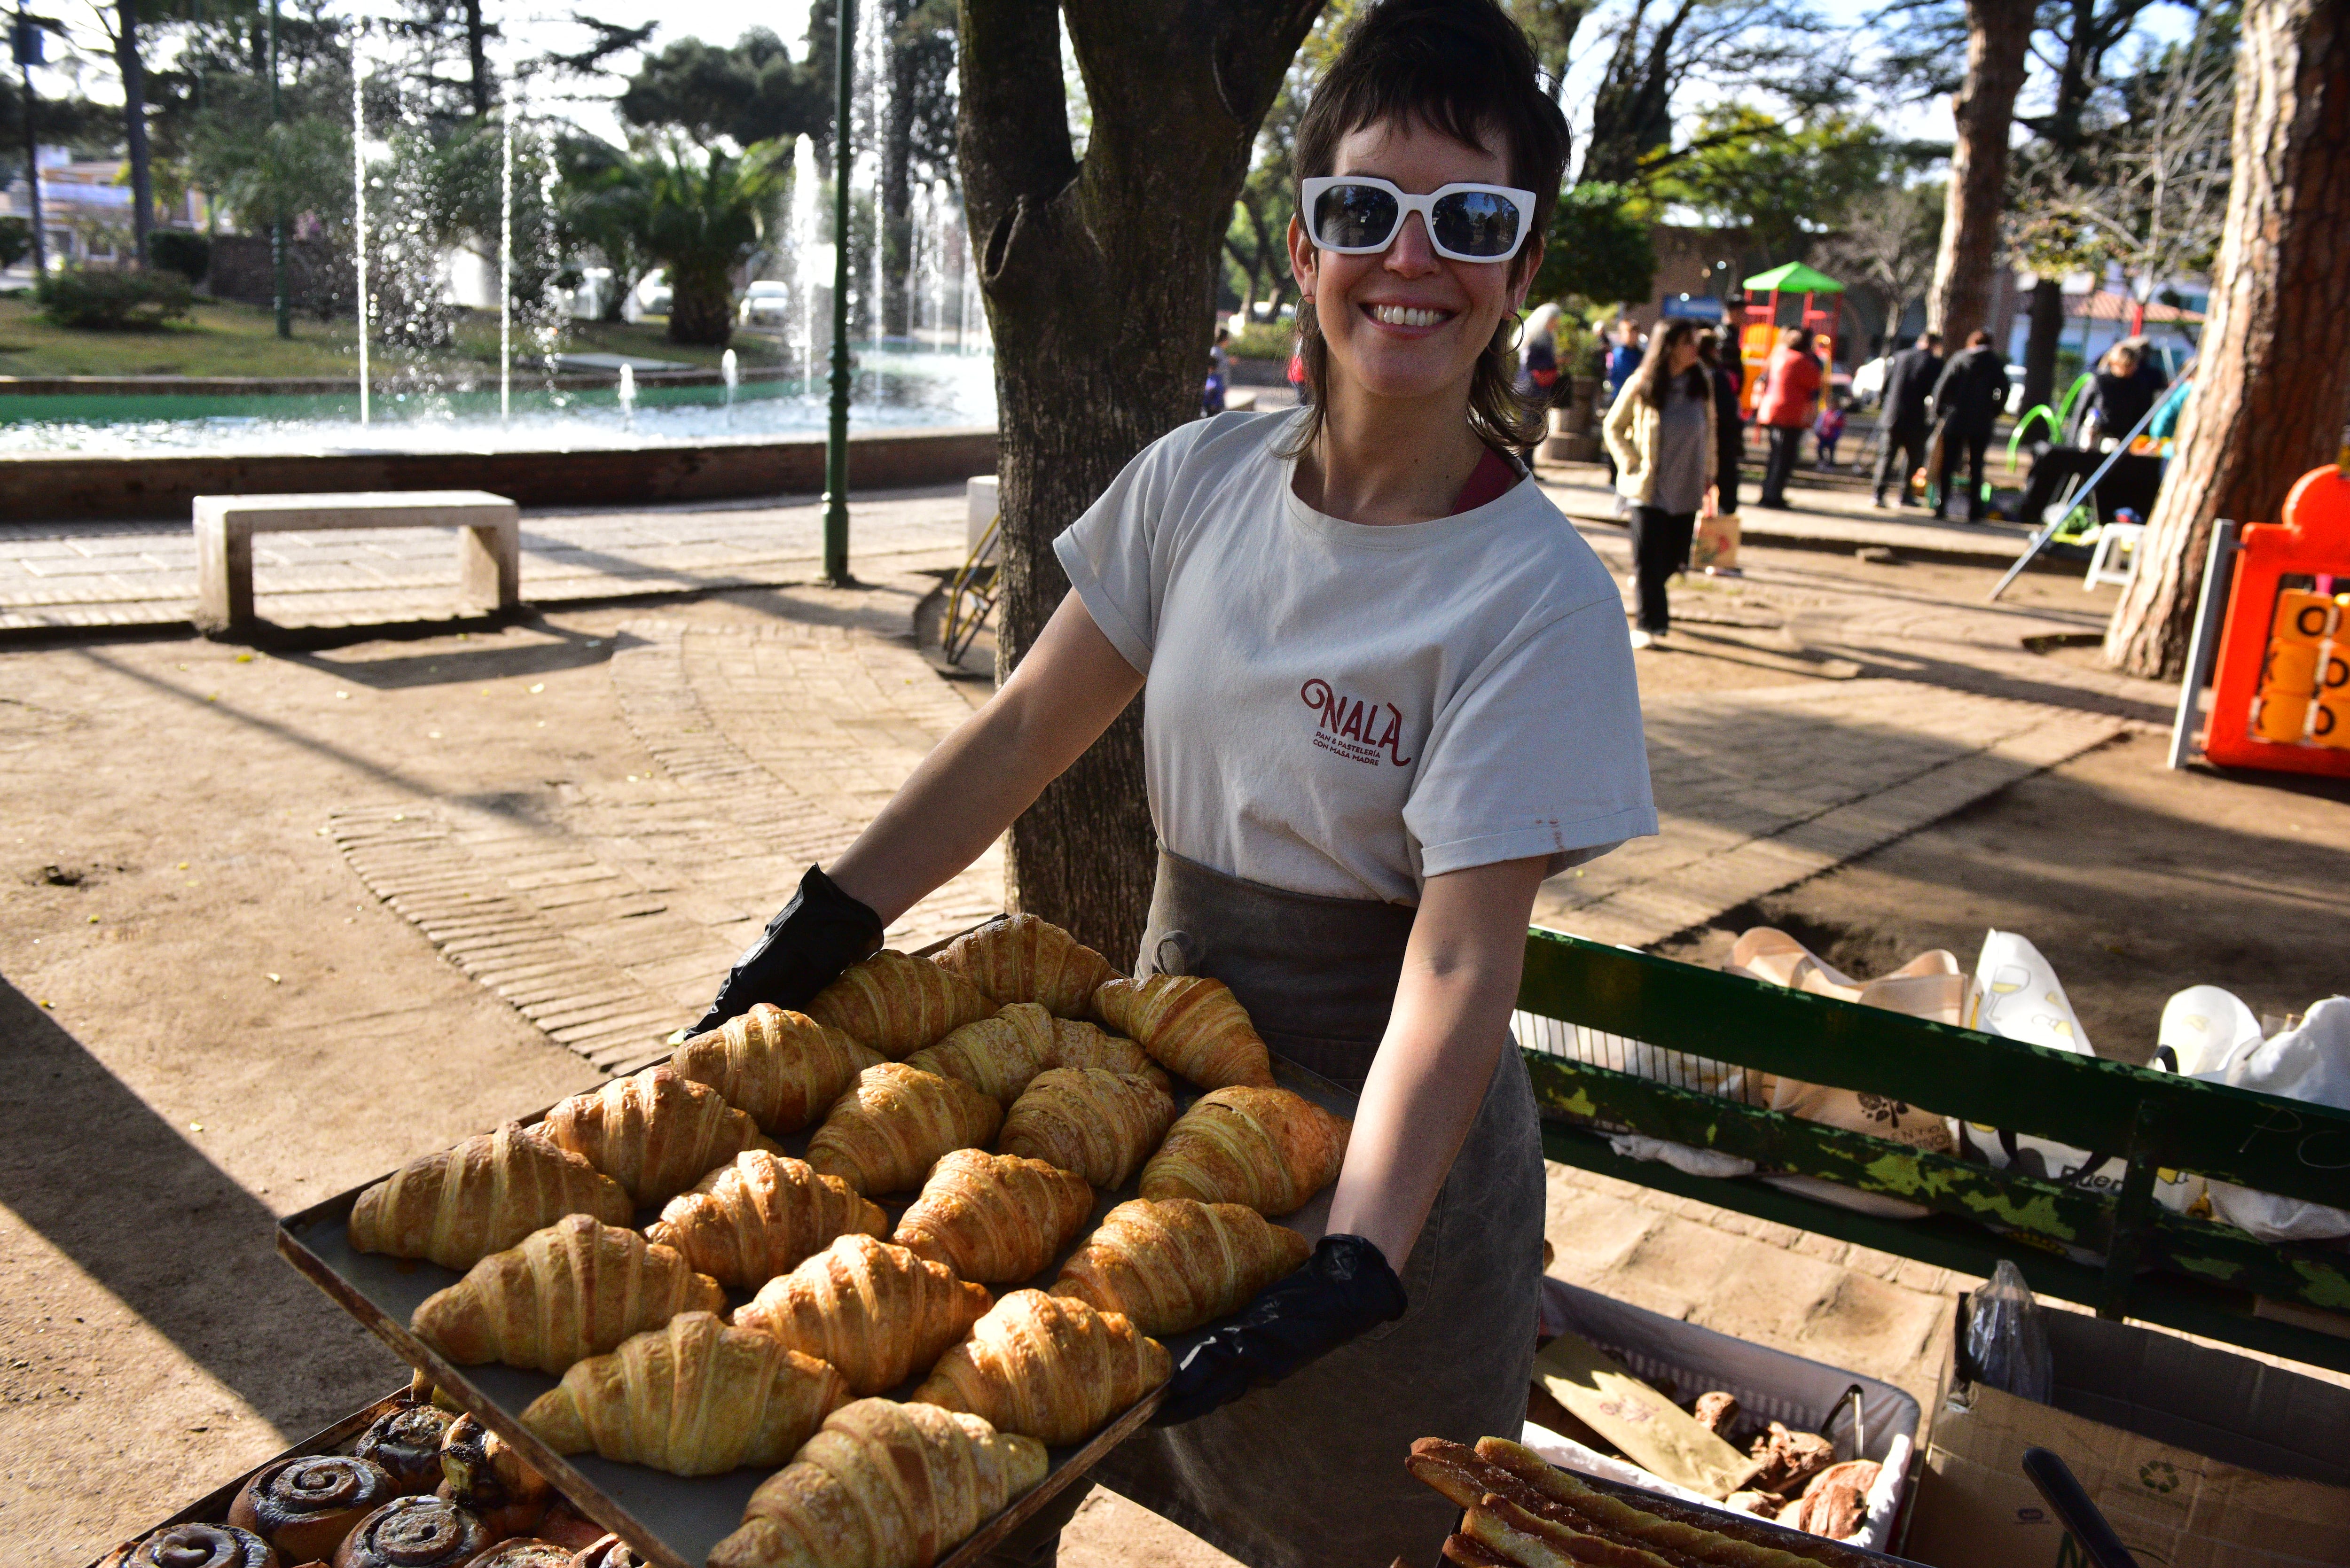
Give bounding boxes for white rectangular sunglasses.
[1300,176,1538,264]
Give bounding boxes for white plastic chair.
[2084,521,2146,590]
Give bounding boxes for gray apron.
[995,848,1546,1568]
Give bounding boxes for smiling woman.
[677,4,1655,1566]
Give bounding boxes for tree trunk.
[116,0,153,265]
[2105,0,2350,679]
[883,14,917,339]
[2020,275,2066,417]
[666,266,736,346]
[1926,0,2031,342]
[467,0,492,117]
[956,0,1320,966]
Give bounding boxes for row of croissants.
[307,914,1352,1568]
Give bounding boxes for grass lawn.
[0,294,361,377]
[0,293,794,380]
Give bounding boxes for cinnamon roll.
[438,1416,550,1538]
[567,1536,648,1568]
[530,1500,606,1553]
[355,1405,459,1495]
[103,1523,278,1568]
[331,1497,491,1568]
[471,1544,572,1568]
[228,1456,399,1564]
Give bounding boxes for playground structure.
[1738,261,1843,421]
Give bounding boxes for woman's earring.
[1495,312,1526,353]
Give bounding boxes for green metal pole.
[820,0,854,585]
[268,0,287,338]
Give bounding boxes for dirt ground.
[7,530,2350,1564]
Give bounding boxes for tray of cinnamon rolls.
[263,914,1357,1568]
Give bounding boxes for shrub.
[0,217,30,273]
[1228,320,1295,361]
[37,265,196,330]
[148,230,212,285]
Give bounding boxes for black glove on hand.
[1151,1233,1407,1427]
[686,864,883,1037]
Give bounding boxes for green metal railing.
[1515,928,2350,1373]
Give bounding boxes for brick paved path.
[0,488,974,632]
[329,616,1002,1070]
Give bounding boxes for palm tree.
[582,139,788,347]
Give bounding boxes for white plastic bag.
[2198,997,2350,1242]
[1960,932,2204,1217]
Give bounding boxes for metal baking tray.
[277,1057,1354,1568]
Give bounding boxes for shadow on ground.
[0,977,398,1435]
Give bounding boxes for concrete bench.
[192,490,520,636]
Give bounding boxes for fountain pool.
[0,348,997,456]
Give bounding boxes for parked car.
[740,280,791,325]
[621,269,671,322]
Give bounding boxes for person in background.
[1603,318,1717,650]
[1871,330,1942,508]
[1605,321,1644,402]
[1696,329,1744,514]
[1204,325,1232,416]
[1929,327,2008,521]
[1514,303,1563,463]
[2079,341,2155,450]
[1813,395,1847,470]
[1753,325,1821,509]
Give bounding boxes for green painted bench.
[1512,928,2350,1374]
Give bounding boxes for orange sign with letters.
[2201,465,2350,776]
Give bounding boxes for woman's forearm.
[1324,857,1548,1270]
[828,593,1144,927]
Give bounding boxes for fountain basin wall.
[0,426,999,522]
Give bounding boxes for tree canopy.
[618,30,828,149]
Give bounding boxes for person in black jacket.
[1698,329,1745,513]
[2079,341,2156,448]
[1929,329,2008,521]
[1871,331,1941,508]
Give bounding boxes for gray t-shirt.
[1652,380,1711,515]
[1055,409,1657,904]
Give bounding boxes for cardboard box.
[1905,1294,2350,1567]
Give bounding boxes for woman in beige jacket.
[1602,318,1718,647]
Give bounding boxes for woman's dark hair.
[1695,330,1721,366]
[1626,319,1706,410]
[1286,0,1570,454]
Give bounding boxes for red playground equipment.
[1738,261,1842,421]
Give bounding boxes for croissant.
[709,1398,1047,1568]
[735,1233,992,1394]
[911,1289,1170,1445]
[1051,1199,1311,1336]
[805,1063,1002,1194]
[331,1497,491,1568]
[347,1121,633,1271]
[521,1311,850,1476]
[891,1148,1094,1286]
[805,951,996,1057]
[1046,1018,1170,1092]
[1139,1086,1351,1215]
[1092,974,1276,1089]
[409,1214,724,1374]
[902,1003,1056,1108]
[228,1456,399,1564]
[671,1003,882,1132]
[539,1063,771,1207]
[645,1151,889,1289]
[998,1068,1175,1190]
[934,914,1119,1018]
